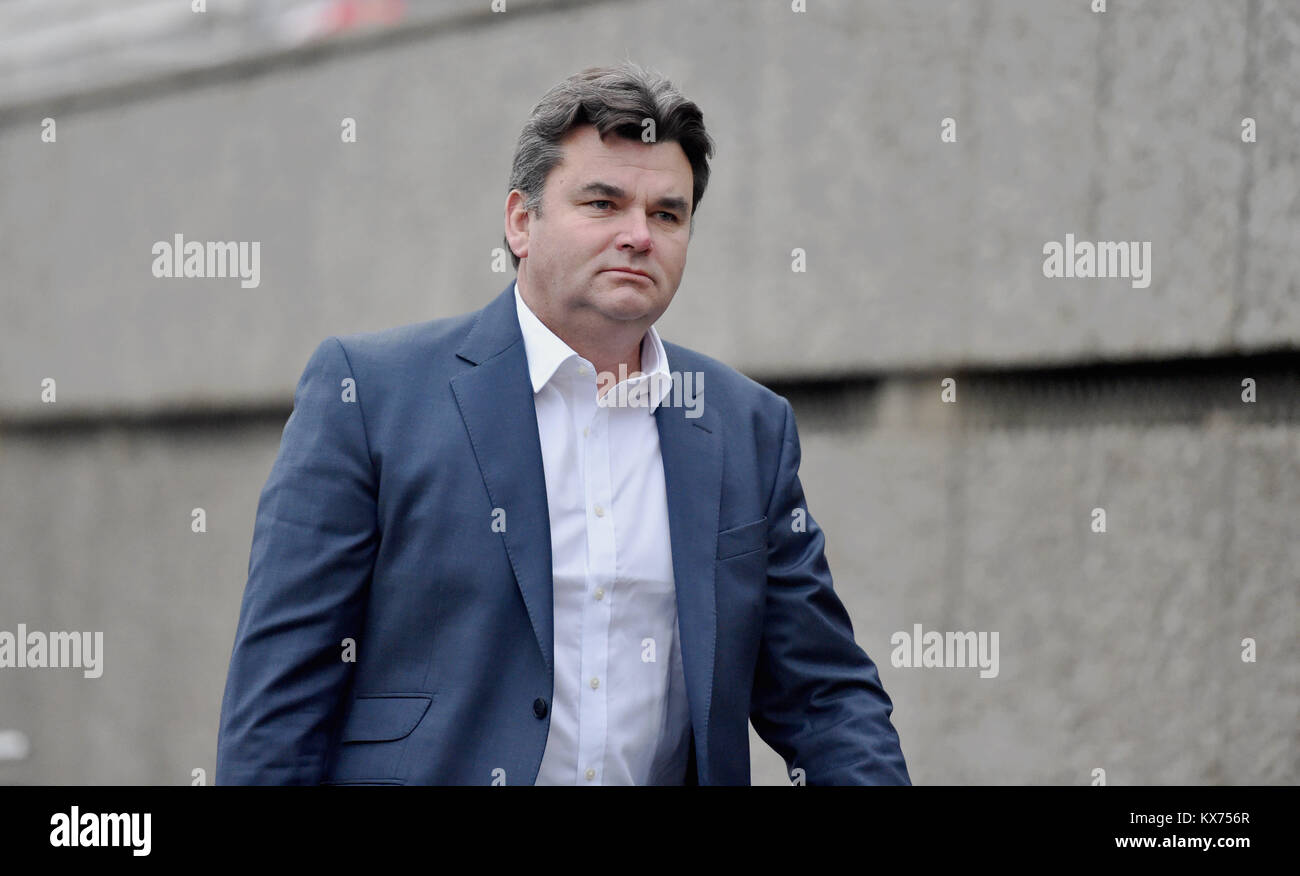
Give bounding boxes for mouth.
[603,268,652,281]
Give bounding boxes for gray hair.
[505,61,716,269]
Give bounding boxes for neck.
[590,338,646,399]
[518,273,649,396]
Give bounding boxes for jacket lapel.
[655,376,721,785]
[450,284,555,676]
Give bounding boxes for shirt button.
[577,364,589,375]
[594,504,604,517]
[594,588,605,601]
[589,677,599,690]
[585,768,596,781]
[583,426,589,437]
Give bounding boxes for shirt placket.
[576,368,615,784]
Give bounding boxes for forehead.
[551,125,692,189]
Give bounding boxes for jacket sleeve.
[216,337,379,784]
[748,397,911,785]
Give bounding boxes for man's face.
[508,124,693,331]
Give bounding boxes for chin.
[600,294,655,320]
[602,304,653,322]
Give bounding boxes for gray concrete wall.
[3,0,1297,415]
[0,0,1295,784]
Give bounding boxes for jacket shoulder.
[325,307,481,370]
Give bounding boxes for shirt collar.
[513,276,674,411]
[514,278,580,393]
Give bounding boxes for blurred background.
[0,0,1296,785]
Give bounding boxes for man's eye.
[588,201,677,223]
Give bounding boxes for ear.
[504,189,531,260]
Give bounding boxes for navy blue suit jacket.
[216,282,910,785]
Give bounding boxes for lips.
[603,268,651,280]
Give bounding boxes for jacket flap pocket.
[339,694,432,743]
[716,516,768,560]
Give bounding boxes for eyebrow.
[574,181,690,215]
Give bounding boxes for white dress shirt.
[514,276,692,785]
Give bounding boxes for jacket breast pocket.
[716,516,767,560]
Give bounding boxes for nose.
[617,208,653,253]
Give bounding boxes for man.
[216,61,909,785]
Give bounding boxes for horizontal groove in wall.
[1,351,1296,438]
[766,350,1300,433]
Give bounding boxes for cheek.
[664,241,688,272]
[564,225,608,258]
